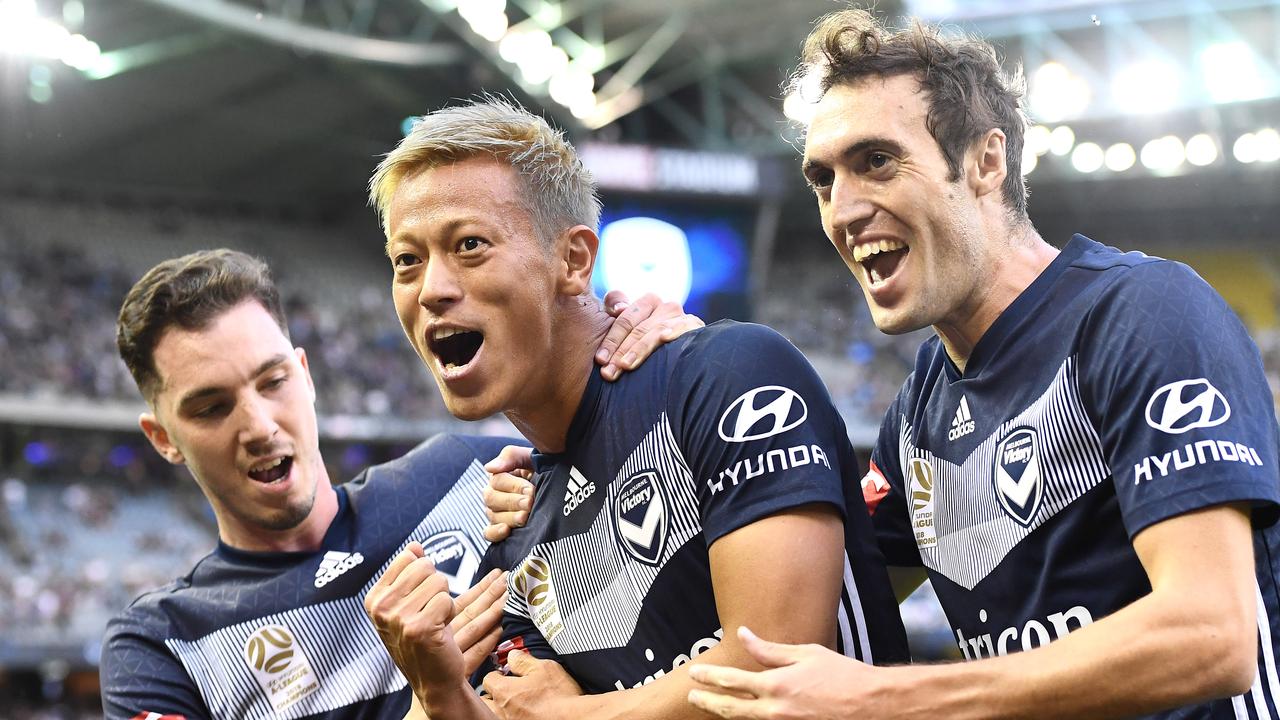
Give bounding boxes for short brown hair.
[794,9,1030,219]
[117,249,288,401]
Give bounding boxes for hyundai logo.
[717,386,808,443]
[1144,378,1231,435]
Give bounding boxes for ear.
[139,412,185,465]
[295,347,316,404]
[968,128,1008,200]
[557,225,599,296]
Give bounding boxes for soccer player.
[362,97,909,720]
[98,249,698,720]
[683,10,1280,719]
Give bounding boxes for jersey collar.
[948,234,1094,381]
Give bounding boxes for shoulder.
[102,575,191,660]
[1075,242,1221,316]
[106,550,218,639]
[355,433,526,488]
[402,433,527,469]
[674,320,809,370]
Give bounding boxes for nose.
[239,394,280,451]
[417,256,462,313]
[828,174,876,242]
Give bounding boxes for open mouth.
[429,327,484,371]
[852,239,909,286]
[248,456,293,484]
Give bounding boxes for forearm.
[558,643,754,720]
[419,678,498,720]
[883,590,1253,719]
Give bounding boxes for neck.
[505,294,612,453]
[935,224,1058,373]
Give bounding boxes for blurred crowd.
[0,431,215,650]
[1,211,1278,714]
[0,228,451,422]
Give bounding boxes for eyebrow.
[802,136,907,179]
[386,216,489,257]
[175,353,290,411]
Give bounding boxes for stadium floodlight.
[62,0,84,27]
[1029,61,1091,122]
[498,28,527,63]
[1184,134,1218,167]
[1049,125,1075,157]
[468,12,508,42]
[1020,145,1038,176]
[569,92,597,119]
[1113,59,1181,115]
[532,0,562,26]
[782,92,818,124]
[1104,143,1136,172]
[549,65,594,107]
[1199,41,1266,104]
[1234,133,1259,164]
[1025,125,1052,157]
[1139,135,1185,173]
[1256,129,1280,163]
[0,0,35,29]
[0,0,99,72]
[516,32,563,85]
[458,0,507,42]
[1070,142,1104,173]
[59,32,99,70]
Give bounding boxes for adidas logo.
[563,466,597,517]
[948,396,976,441]
[314,550,364,588]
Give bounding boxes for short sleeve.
[866,396,924,567]
[1080,260,1280,537]
[100,614,209,720]
[667,322,851,546]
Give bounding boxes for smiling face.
[802,75,990,335]
[385,156,565,422]
[139,300,330,551]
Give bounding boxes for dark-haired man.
[98,248,696,720]
[686,9,1280,719]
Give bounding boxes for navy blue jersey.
[484,321,909,694]
[867,235,1280,719]
[100,433,519,720]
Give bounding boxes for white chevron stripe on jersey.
[1247,581,1280,719]
[898,357,1110,590]
[838,553,872,663]
[167,460,492,719]
[507,414,703,656]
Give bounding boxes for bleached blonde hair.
[368,96,601,242]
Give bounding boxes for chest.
[898,355,1112,590]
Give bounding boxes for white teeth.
[851,239,907,264]
[432,327,468,340]
[250,457,284,473]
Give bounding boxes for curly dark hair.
[792,8,1030,219]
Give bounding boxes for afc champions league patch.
[243,623,321,713]
[908,457,937,549]
[993,427,1044,528]
[421,530,482,596]
[614,470,670,566]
